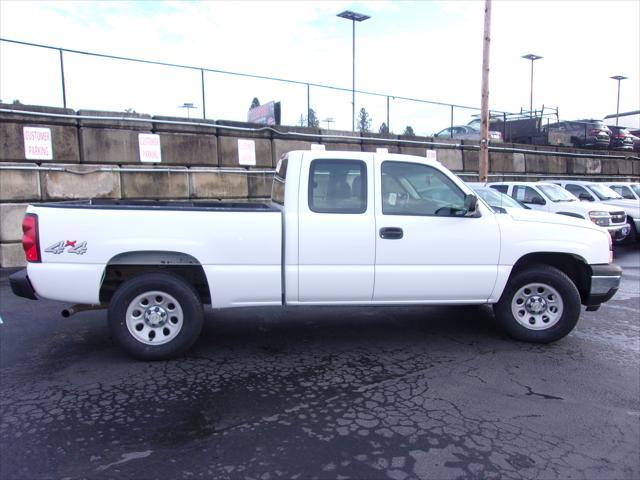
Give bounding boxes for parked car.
[605,182,640,202]
[488,181,629,242]
[434,125,503,143]
[606,125,635,151]
[545,119,611,149]
[10,150,621,359]
[553,180,639,243]
[467,184,530,213]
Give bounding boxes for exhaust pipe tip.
[61,309,72,318]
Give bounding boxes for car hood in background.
[506,208,598,230]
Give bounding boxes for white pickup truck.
[11,151,622,360]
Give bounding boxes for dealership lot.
[1,248,638,480]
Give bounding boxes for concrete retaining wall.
[1,103,638,267]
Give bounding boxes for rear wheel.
[108,272,204,360]
[493,265,581,343]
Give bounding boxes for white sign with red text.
[238,139,256,166]
[23,127,53,160]
[138,134,162,163]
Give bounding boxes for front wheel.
[493,266,581,343]
[108,272,204,360]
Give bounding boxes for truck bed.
[36,199,278,212]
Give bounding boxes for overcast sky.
[1,0,638,134]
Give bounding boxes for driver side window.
[381,162,466,216]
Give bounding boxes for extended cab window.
[308,160,367,213]
[381,162,466,216]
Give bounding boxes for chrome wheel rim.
[125,290,184,345]
[511,283,563,330]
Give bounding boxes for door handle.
[379,227,403,239]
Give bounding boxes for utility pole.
[479,0,491,183]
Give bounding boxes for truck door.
[373,159,500,302]
[297,154,375,302]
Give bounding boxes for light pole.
[337,10,370,132]
[610,75,627,126]
[521,54,542,117]
[178,102,197,119]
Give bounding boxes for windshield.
[473,187,524,210]
[588,184,623,200]
[631,184,640,196]
[538,184,577,202]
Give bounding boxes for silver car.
[434,125,503,143]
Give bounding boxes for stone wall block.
[436,149,463,171]
[0,203,28,242]
[0,103,76,126]
[152,116,217,134]
[324,142,362,152]
[272,139,313,164]
[41,164,121,200]
[568,158,602,175]
[189,170,249,199]
[77,110,152,130]
[248,173,274,198]
[601,159,633,175]
[0,163,41,201]
[159,133,217,166]
[0,122,80,163]
[80,128,149,164]
[0,243,25,268]
[121,167,189,199]
[218,137,273,167]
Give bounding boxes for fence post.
[386,96,390,132]
[200,68,206,119]
[307,83,310,127]
[450,105,454,138]
[59,49,67,109]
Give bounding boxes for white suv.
[554,180,639,243]
[489,182,629,242]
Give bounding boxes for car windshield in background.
[631,184,640,196]
[589,184,623,201]
[473,187,524,210]
[538,184,577,202]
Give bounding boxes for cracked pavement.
[1,247,638,479]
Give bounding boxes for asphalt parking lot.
[1,248,638,480]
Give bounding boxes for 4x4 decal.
[45,240,88,255]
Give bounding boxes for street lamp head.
[337,10,371,22]
[522,54,543,61]
[610,75,628,81]
[179,102,196,109]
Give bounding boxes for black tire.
[621,218,638,245]
[493,265,581,343]
[108,272,204,360]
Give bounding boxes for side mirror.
[464,193,480,217]
[578,192,593,201]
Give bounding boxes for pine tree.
[307,108,320,128]
[379,122,389,134]
[357,107,372,133]
[403,125,415,136]
[250,97,260,109]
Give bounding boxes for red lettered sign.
[138,134,162,163]
[23,127,53,160]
